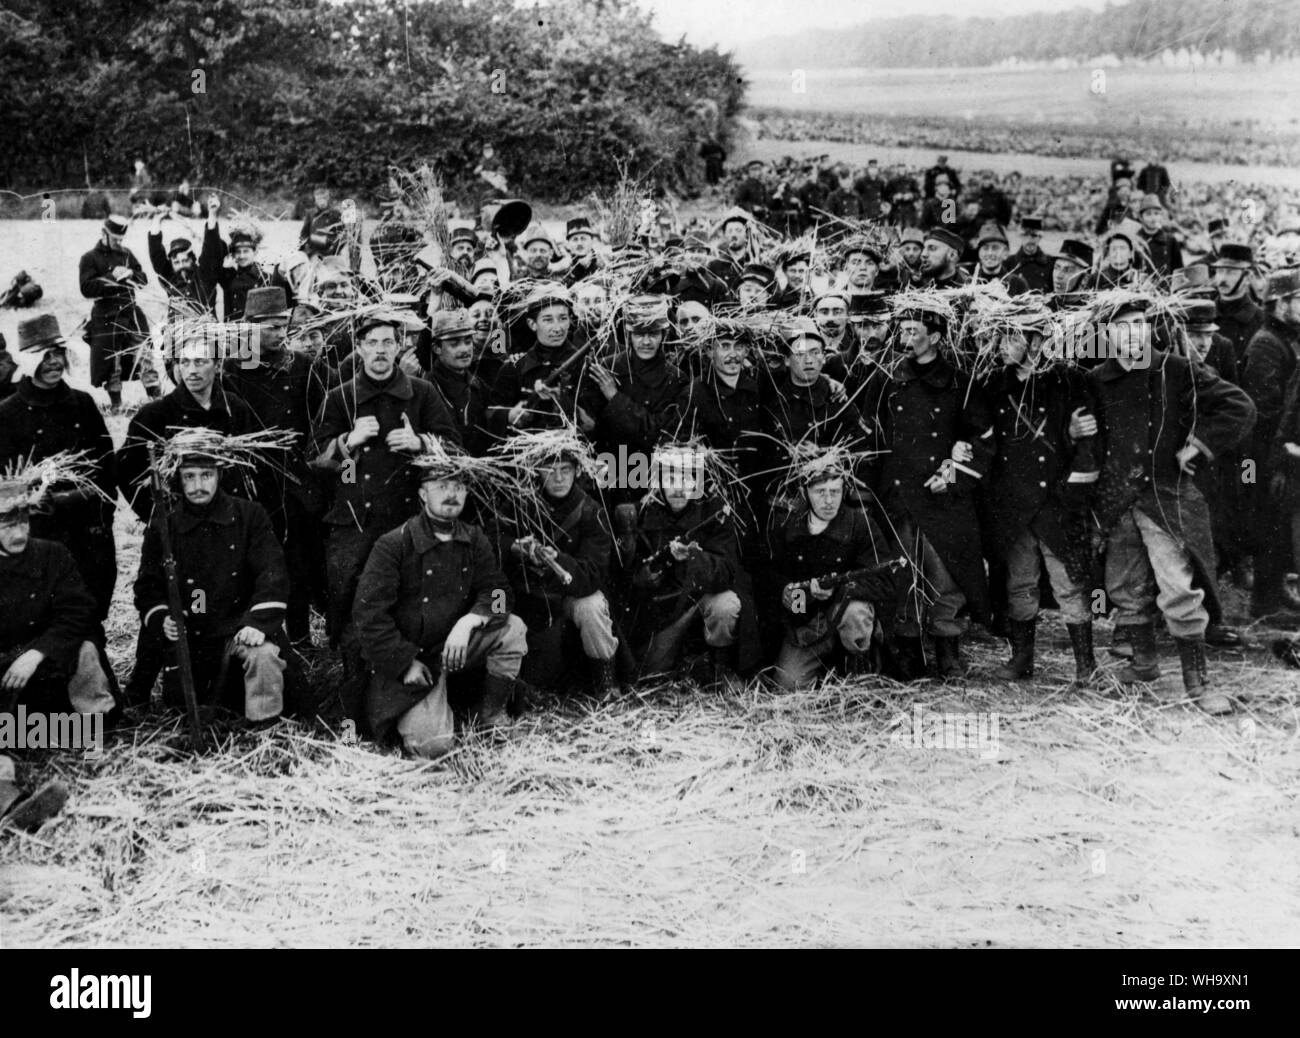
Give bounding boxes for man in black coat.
[1136,194,1183,280]
[1089,300,1256,713]
[424,310,492,457]
[0,316,117,624]
[919,228,971,290]
[223,287,334,644]
[1241,269,1300,618]
[146,209,217,318]
[1212,244,1264,366]
[78,214,159,410]
[624,471,750,685]
[983,318,1100,684]
[134,448,291,720]
[311,313,460,717]
[0,476,116,728]
[1006,217,1054,295]
[117,331,260,706]
[199,195,294,321]
[505,447,619,697]
[866,303,994,680]
[353,466,527,755]
[488,286,587,437]
[771,467,897,689]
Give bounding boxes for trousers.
[774,600,875,691]
[894,522,968,638]
[388,615,528,758]
[639,590,740,676]
[1104,506,1207,639]
[1005,529,1089,624]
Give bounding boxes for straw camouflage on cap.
[0,451,111,519]
[154,427,296,488]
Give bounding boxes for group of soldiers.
[2,154,1300,819]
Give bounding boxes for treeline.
[0,0,743,202]
[740,0,1300,69]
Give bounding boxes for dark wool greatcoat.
[506,484,612,629]
[983,364,1099,583]
[353,513,511,736]
[118,384,258,522]
[868,354,995,623]
[134,491,289,641]
[311,369,461,531]
[1088,352,1256,621]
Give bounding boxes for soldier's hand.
[826,377,848,405]
[576,406,596,433]
[588,364,619,401]
[345,415,381,449]
[951,440,974,464]
[809,578,833,601]
[442,615,482,673]
[508,402,530,428]
[532,378,563,403]
[386,426,422,452]
[233,625,265,647]
[1175,444,1200,476]
[1284,442,1300,459]
[781,583,799,611]
[402,659,435,687]
[111,265,133,281]
[398,350,423,377]
[1069,407,1098,439]
[162,616,180,642]
[667,538,696,562]
[1,649,46,690]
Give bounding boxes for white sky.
[636,0,1118,50]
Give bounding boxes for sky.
[636,0,1119,50]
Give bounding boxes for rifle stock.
[148,444,205,751]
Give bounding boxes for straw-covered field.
[2,220,1299,948]
[4,513,1299,948]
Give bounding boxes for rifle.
[788,555,909,602]
[523,340,596,401]
[514,535,573,585]
[640,503,733,574]
[148,444,205,751]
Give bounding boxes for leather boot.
[1176,637,1231,715]
[993,618,1036,680]
[1108,625,1134,658]
[933,635,965,680]
[591,658,620,701]
[477,674,514,731]
[1272,637,1300,669]
[1066,621,1098,687]
[1116,622,1160,684]
[892,635,926,681]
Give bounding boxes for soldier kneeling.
[503,436,620,699]
[133,435,291,722]
[624,451,749,686]
[771,462,901,690]
[0,469,116,734]
[354,457,527,758]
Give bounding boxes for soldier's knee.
[706,590,742,622]
[569,591,609,625]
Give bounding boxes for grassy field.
[744,62,1300,132]
[2,219,1300,948]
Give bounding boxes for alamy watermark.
[0,706,104,758]
[890,704,1000,760]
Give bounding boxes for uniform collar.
[354,367,414,403]
[895,354,953,387]
[409,510,473,552]
[175,490,238,531]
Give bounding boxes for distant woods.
[740,0,1300,69]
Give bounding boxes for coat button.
[1038,456,1045,462]
[1039,481,1047,488]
